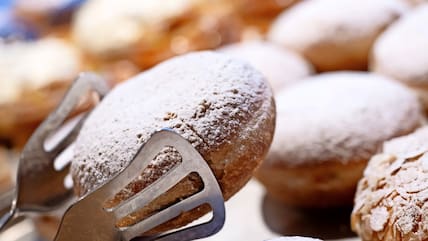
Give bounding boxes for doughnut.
[268,0,409,72]
[351,126,428,241]
[219,41,313,92]
[267,237,322,241]
[72,0,241,70]
[371,4,428,111]
[70,51,275,233]
[0,38,83,146]
[256,72,423,207]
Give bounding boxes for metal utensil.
[54,129,225,241]
[0,72,109,231]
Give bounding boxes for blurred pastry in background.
[72,0,242,70]
[371,4,428,111]
[13,0,85,38]
[0,5,39,41]
[268,0,409,72]
[257,72,423,207]
[0,147,12,193]
[219,41,313,93]
[0,37,83,147]
[268,237,322,241]
[404,0,428,6]
[230,0,300,35]
[352,126,428,241]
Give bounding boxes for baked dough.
[352,126,428,241]
[371,4,428,111]
[257,72,423,207]
[219,41,313,92]
[0,38,82,146]
[268,0,409,72]
[72,0,241,69]
[71,51,275,233]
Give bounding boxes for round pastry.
[371,4,428,111]
[72,0,241,70]
[256,72,423,207]
[0,38,82,146]
[268,0,409,72]
[351,126,428,241]
[219,41,313,92]
[70,51,275,233]
[267,237,322,241]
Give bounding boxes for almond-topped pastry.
[268,0,409,72]
[0,37,82,146]
[371,4,428,111]
[70,51,275,233]
[352,126,428,241]
[72,0,241,69]
[257,72,423,207]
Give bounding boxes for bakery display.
[257,72,423,207]
[0,37,83,146]
[371,4,428,111]
[70,51,275,233]
[72,0,241,70]
[219,41,313,92]
[3,0,428,239]
[352,126,428,241]
[268,0,409,72]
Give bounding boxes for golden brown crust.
[257,160,366,207]
[0,147,12,193]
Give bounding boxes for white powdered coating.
[0,38,80,104]
[71,51,272,194]
[268,0,408,52]
[268,237,322,241]
[266,72,422,167]
[72,0,199,56]
[352,127,428,240]
[372,4,428,87]
[219,41,313,93]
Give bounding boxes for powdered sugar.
[267,72,422,167]
[219,41,313,92]
[71,51,273,195]
[268,0,408,50]
[372,4,428,87]
[352,127,428,240]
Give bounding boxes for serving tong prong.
[0,72,109,231]
[54,129,225,241]
[1,72,226,241]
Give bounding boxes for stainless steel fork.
[0,72,109,231]
[54,129,226,241]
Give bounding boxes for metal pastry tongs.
[0,73,225,241]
